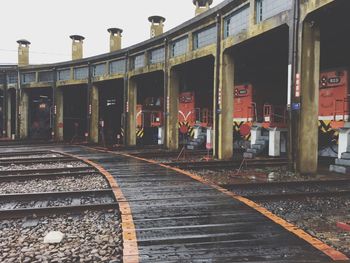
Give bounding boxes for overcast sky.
[1,0,224,65]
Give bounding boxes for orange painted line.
[115,152,349,261]
[52,150,139,263]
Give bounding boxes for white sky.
[1,0,224,65]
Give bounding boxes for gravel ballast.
[0,210,122,263]
[0,161,88,171]
[0,174,109,194]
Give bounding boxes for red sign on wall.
[295,73,301,97]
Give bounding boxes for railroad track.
[0,169,98,182]
[130,149,211,158]
[0,156,76,165]
[220,179,350,201]
[0,166,92,176]
[166,158,288,170]
[0,150,52,157]
[0,189,117,219]
[0,150,118,220]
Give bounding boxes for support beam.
[297,21,320,174]
[54,88,64,141]
[217,51,234,159]
[90,85,99,143]
[6,89,12,138]
[1,87,5,138]
[19,90,29,139]
[126,78,137,146]
[166,68,179,150]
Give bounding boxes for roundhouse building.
[0,0,349,175]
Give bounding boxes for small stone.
[43,231,65,244]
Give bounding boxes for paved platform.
[1,145,343,262]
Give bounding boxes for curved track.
[1,145,348,263]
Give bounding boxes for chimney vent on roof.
[17,39,31,67]
[108,28,123,52]
[193,0,213,16]
[70,35,85,60]
[148,16,166,38]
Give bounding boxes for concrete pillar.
[90,85,99,143]
[249,0,257,26]
[126,78,137,146]
[166,68,179,150]
[54,88,64,141]
[6,89,12,138]
[217,52,234,159]
[297,21,320,174]
[0,88,4,137]
[19,90,29,139]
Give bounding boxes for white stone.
[43,231,65,244]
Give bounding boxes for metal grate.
[57,69,71,81]
[171,37,188,57]
[21,72,36,84]
[73,67,88,80]
[93,63,106,77]
[38,71,53,82]
[224,5,250,38]
[193,26,217,49]
[110,59,126,74]
[150,48,165,64]
[256,0,292,23]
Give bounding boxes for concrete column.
[297,21,320,174]
[54,88,64,141]
[19,90,29,139]
[249,0,257,26]
[90,85,99,143]
[6,90,12,138]
[126,78,137,146]
[217,52,234,159]
[166,68,179,150]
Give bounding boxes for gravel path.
[0,210,122,263]
[0,161,88,171]
[0,174,109,194]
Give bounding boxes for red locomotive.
[136,97,164,144]
[318,69,349,155]
[178,91,212,137]
[233,84,255,142]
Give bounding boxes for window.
[93,63,106,77]
[74,67,88,80]
[8,73,18,84]
[224,5,250,37]
[0,74,5,85]
[21,72,36,84]
[38,71,53,82]
[132,54,144,69]
[171,37,188,57]
[150,48,165,64]
[110,60,126,74]
[256,0,292,23]
[193,26,217,49]
[57,69,71,81]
